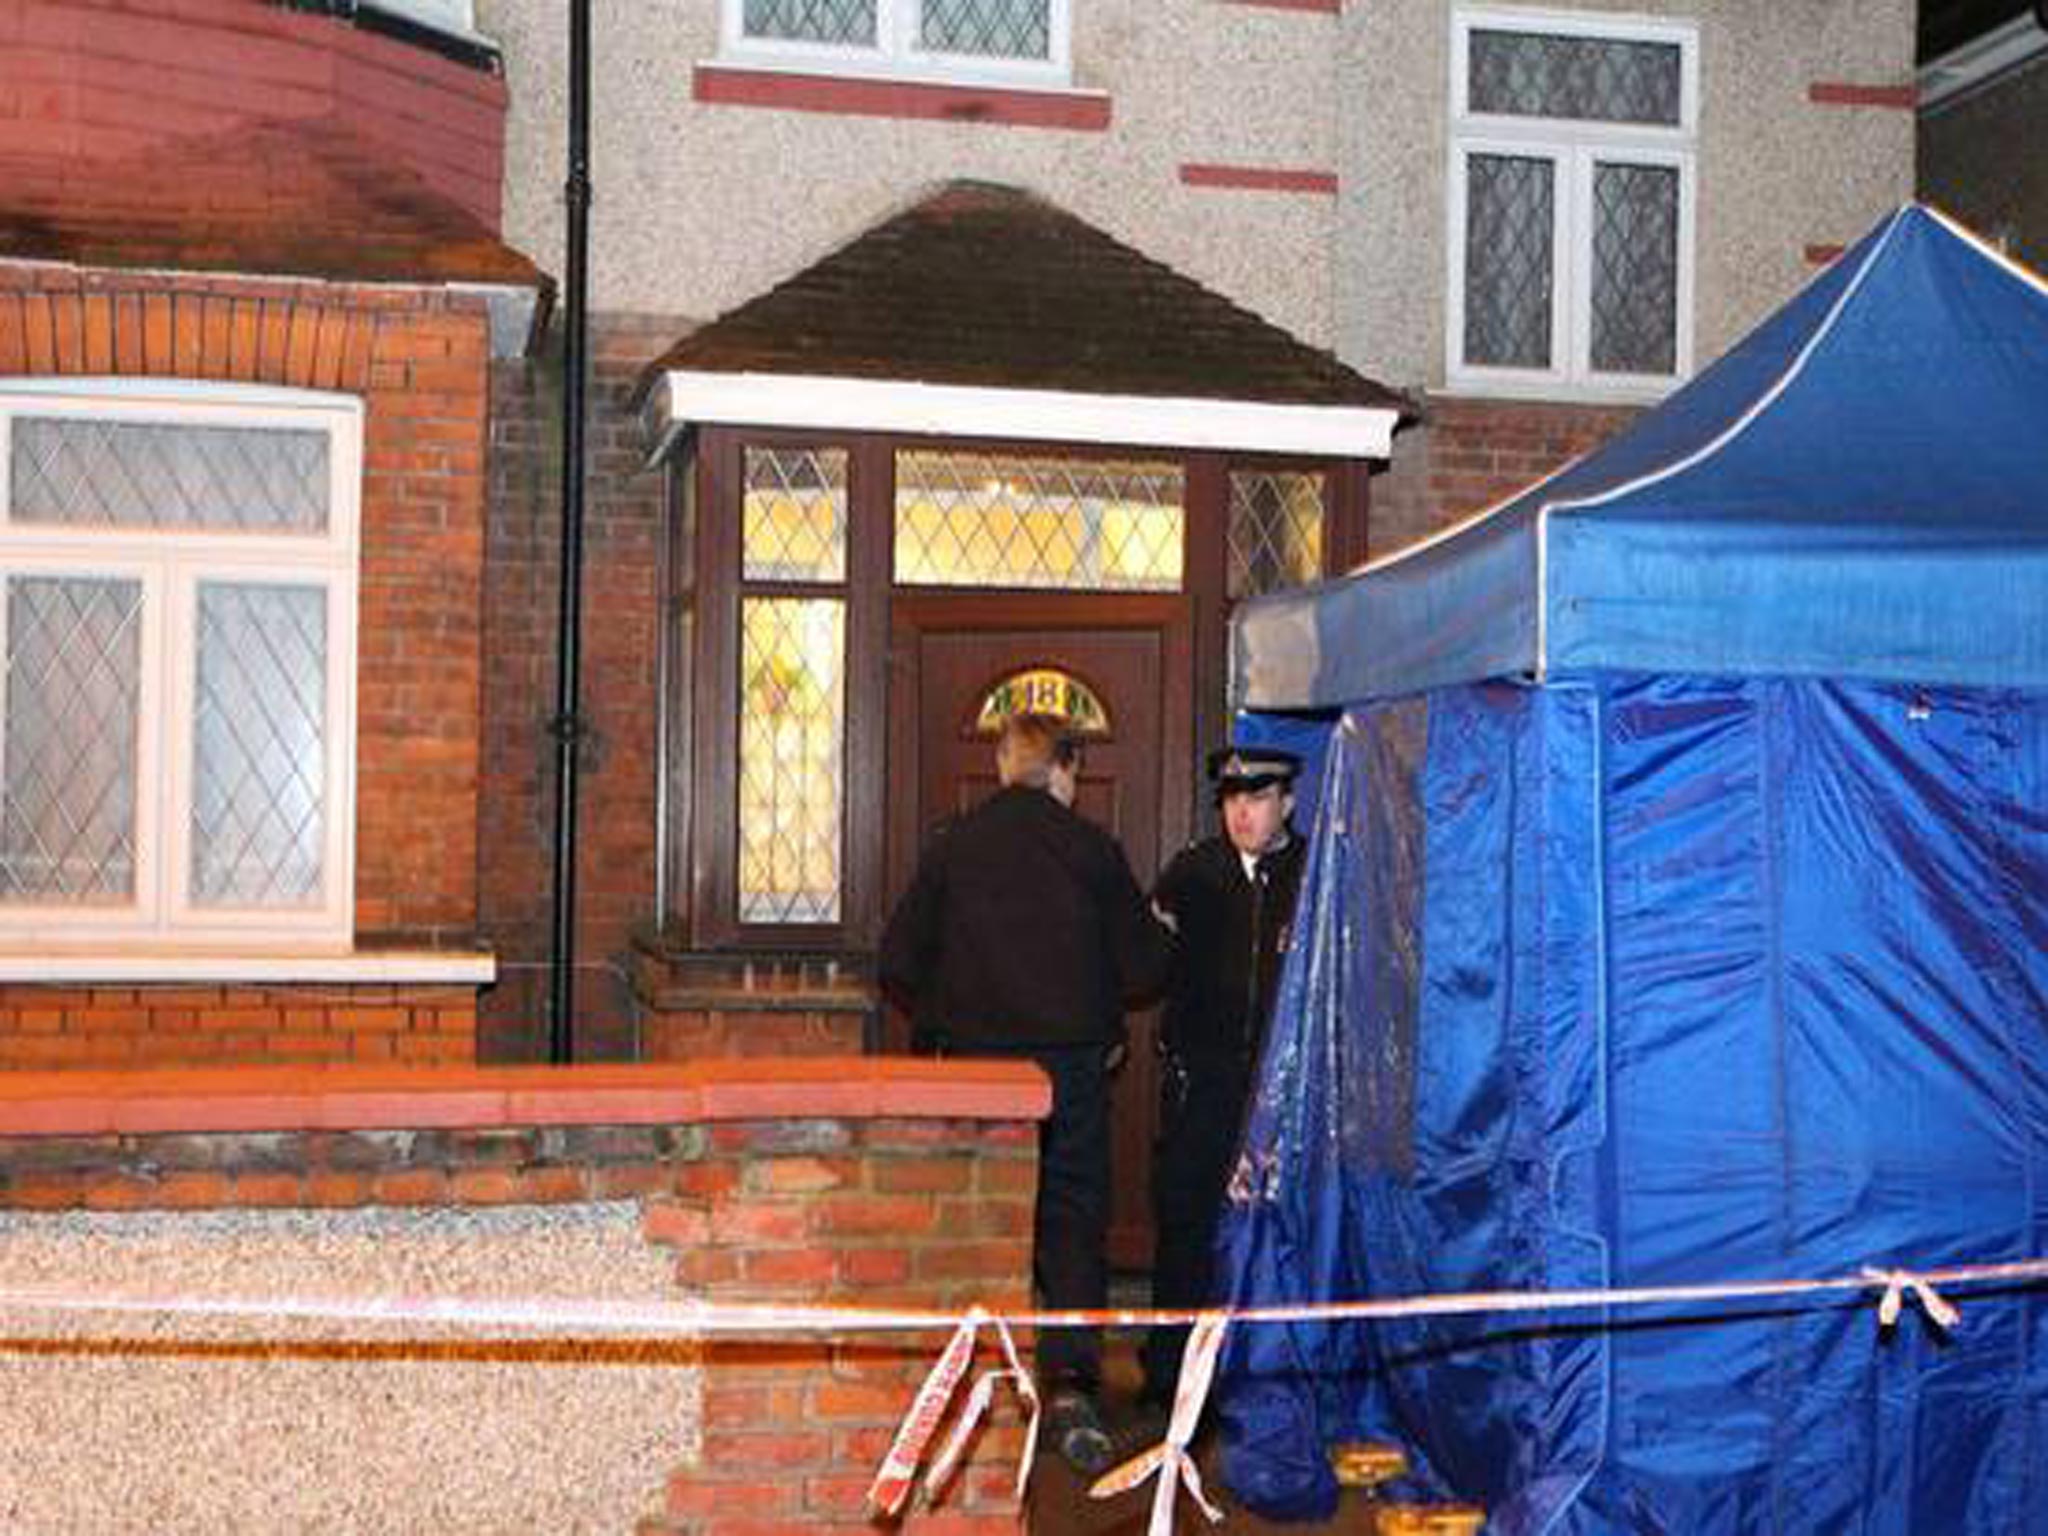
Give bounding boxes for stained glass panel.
[191,581,326,907]
[895,451,1183,590]
[921,0,1049,58]
[11,417,328,532]
[0,575,141,901]
[742,0,876,45]
[1228,470,1326,599]
[744,446,847,582]
[739,597,844,924]
[1469,29,1682,126]
[1465,153,1555,370]
[1591,161,1680,375]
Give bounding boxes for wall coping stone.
[0,1057,1049,1138]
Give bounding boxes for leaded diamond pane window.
[739,597,845,924]
[1228,471,1327,600]
[743,0,876,45]
[895,451,1184,591]
[11,418,329,533]
[921,0,1049,59]
[744,447,847,582]
[1591,161,1679,375]
[1,576,141,901]
[1469,29,1681,125]
[1465,153,1555,370]
[191,582,326,907]
[1452,12,1692,389]
[0,389,357,944]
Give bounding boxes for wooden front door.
[886,592,1192,1270]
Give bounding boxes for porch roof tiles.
[640,181,1410,416]
[0,117,547,294]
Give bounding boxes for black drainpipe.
[547,0,593,1064]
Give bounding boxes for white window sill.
[1438,375,1679,408]
[0,950,497,985]
[708,54,1089,96]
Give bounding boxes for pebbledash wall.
[464,1,1918,1046]
[0,266,496,1069]
[0,1056,1043,1534]
[1344,0,1916,558]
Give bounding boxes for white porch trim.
[648,369,1400,464]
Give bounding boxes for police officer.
[1142,744,1306,1407]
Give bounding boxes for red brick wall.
[1371,394,1645,558]
[0,1060,1043,1533]
[0,984,474,1070]
[0,0,508,228]
[482,315,675,1058]
[0,265,490,944]
[641,1009,868,1060]
[648,1116,1034,1535]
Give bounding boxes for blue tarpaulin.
[1216,207,2048,1533]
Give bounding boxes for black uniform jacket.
[879,784,1169,1050]
[1152,833,1307,1063]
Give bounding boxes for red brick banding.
[1807,81,1917,109]
[1179,162,1339,195]
[692,64,1112,130]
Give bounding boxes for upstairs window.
[0,384,360,949]
[723,0,1071,86]
[1448,8,1696,399]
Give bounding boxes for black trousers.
[934,1038,1110,1393]
[1142,1049,1253,1400]
[1026,1042,1111,1392]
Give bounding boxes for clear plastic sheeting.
[1216,674,2048,1533]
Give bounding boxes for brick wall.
[0,264,494,1066]
[0,1058,1044,1533]
[648,1114,1034,1535]
[483,313,678,1058]
[0,264,493,944]
[0,984,474,1071]
[1371,395,1645,558]
[642,1009,869,1060]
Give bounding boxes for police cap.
[1206,745,1302,800]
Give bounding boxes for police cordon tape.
[3,1256,2046,1535]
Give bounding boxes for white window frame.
[1446,7,1698,403]
[368,0,483,44]
[0,380,361,952]
[718,0,1072,90]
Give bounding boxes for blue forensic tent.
[1216,205,2048,1533]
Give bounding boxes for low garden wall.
[0,1058,1044,1534]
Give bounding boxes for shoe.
[1046,1388,1115,1478]
[1117,1401,1173,1458]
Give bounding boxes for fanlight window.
[895,449,1184,591]
[973,668,1110,736]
